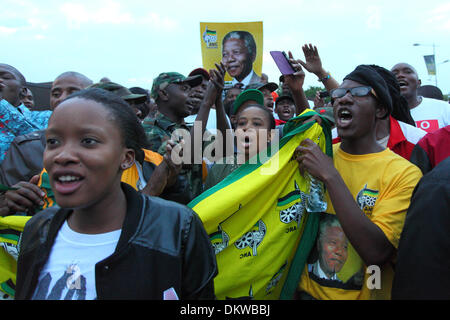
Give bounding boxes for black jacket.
[15,183,217,300]
[0,130,46,186]
[391,157,450,300]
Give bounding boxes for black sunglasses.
[330,86,376,99]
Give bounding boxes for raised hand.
[163,139,183,187]
[298,44,326,77]
[210,62,226,90]
[143,139,183,197]
[314,91,325,109]
[283,51,306,90]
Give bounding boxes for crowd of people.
[0,38,449,301]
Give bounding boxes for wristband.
[318,73,331,82]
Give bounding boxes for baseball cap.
[150,72,202,99]
[275,91,294,106]
[232,89,265,115]
[188,68,210,80]
[245,82,278,92]
[89,82,147,102]
[314,106,335,125]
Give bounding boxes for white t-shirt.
[185,108,218,134]
[410,96,450,133]
[32,221,121,300]
[185,108,232,135]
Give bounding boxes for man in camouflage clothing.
[143,72,206,204]
[143,72,201,154]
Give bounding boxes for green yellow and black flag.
[0,214,31,298]
[189,109,333,300]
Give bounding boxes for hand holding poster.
[200,22,263,88]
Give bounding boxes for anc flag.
[189,109,333,300]
[0,215,31,298]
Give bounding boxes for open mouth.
[398,80,408,88]
[239,136,253,150]
[57,175,82,183]
[337,108,353,127]
[242,136,251,148]
[53,173,84,195]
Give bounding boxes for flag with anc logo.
[189,109,333,300]
[423,55,436,76]
[0,215,31,298]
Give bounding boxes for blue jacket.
[0,99,51,162]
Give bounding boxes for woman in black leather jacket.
[15,88,217,300]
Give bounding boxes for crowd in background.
[0,38,449,301]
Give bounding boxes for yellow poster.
[200,21,263,86]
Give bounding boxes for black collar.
[46,183,143,253]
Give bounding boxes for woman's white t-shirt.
[32,221,121,300]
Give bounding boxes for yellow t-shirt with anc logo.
[298,144,422,300]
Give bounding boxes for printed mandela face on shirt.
[307,213,364,290]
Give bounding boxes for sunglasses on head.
[330,86,377,100]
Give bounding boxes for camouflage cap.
[89,82,147,102]
[245,82,278,92]
[314,106,335,124]
[150,72,203,99]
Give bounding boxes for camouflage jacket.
[142,112,191,155]
[142,112,204,204]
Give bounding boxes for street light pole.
[413,42,439,87]
[433,43,437,87]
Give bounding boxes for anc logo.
[265,261,287,294]
[356,184,379,216]
[202,26,218,48]
[234,220,267,256]
[210,226,230,255]
[278,181,308,228]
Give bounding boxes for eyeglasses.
[330,86,377,100]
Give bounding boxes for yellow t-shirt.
[298,144,422,300]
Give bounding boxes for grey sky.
[2,0,449,94]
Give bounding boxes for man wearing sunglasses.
[294,65,422,300]
[329,67,427,161]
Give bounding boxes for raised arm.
[283,51,309,116]
[298,44,339,92]
[210,62,229,134]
